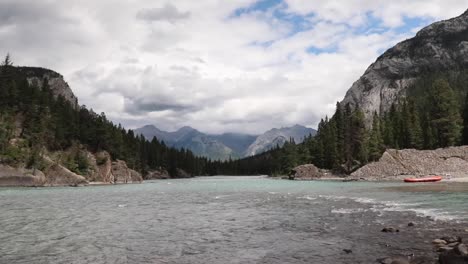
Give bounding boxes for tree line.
[214,70,468,175]
[0,55,220,177]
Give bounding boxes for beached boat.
[404,176,442,183]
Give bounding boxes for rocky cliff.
[351,146,468,180]
[341,9,468,121]
[0,149,144,187]
[18,67,79,108]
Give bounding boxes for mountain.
[244,125,316,157]
[342,9,468,121]
[135,125,244,160]
[135,125,315,160]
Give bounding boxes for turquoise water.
[0,176,466,263]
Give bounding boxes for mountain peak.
[177,126,196,133]
[342,10,468,122]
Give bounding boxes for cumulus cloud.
[1,0,467,134]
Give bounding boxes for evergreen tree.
[428,79,461,147]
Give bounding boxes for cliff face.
[18,67,79,108]
[341,10,468,120]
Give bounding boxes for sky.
[1,0,468,135]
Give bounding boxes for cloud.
[1,0,467,134]
[136,4,190,23]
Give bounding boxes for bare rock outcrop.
[352,146,468,180]
[341,9,468,123]
[289,164,324,180]
[0,165,46,187]
[43,163,88,186]
[145,168,170,180]
[111,160,142,183]
[86,151,114,183]
[18,67,79,108]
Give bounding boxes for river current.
[1,176,467,263]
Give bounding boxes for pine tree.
[428,79,461,147]
[368,112,384,161]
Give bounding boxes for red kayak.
[404,176,442,183]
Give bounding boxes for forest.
[0,55,223,177]
[213,70,468,176]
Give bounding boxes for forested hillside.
[0,55,216,177]
[215,71,468,176]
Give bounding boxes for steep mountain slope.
[244,125,316,157]
[342,9,468,120]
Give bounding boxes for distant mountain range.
[135,125,316,160]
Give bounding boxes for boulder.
[289,164,324,180]
[352,146,468,180]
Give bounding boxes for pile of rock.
[288,164,324,180]
[433,236,468,263]
[352,146,468,180]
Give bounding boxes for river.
[1,176,467,263]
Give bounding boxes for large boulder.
[352,146,468,180]
[289,164,324,180]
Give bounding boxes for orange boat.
[404,176,442,183]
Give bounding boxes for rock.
[455,244,468,256]
[341,9,468,124]
[342,249,352,254]
[130,169,143,182]
[146,168,170,179]
[43,163,88,186]
[448,242,461,248]
[434,239,448,245]
[442,236,463,244]
[0,165,45,187]
[352,147,468,180]
[19,67,79,108]
[382,227,400,233]
[438,246,455,253]
[408,222,415,227]
[111,160,142,183]
[289,164,324,180]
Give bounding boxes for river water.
[1,176,467,264]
